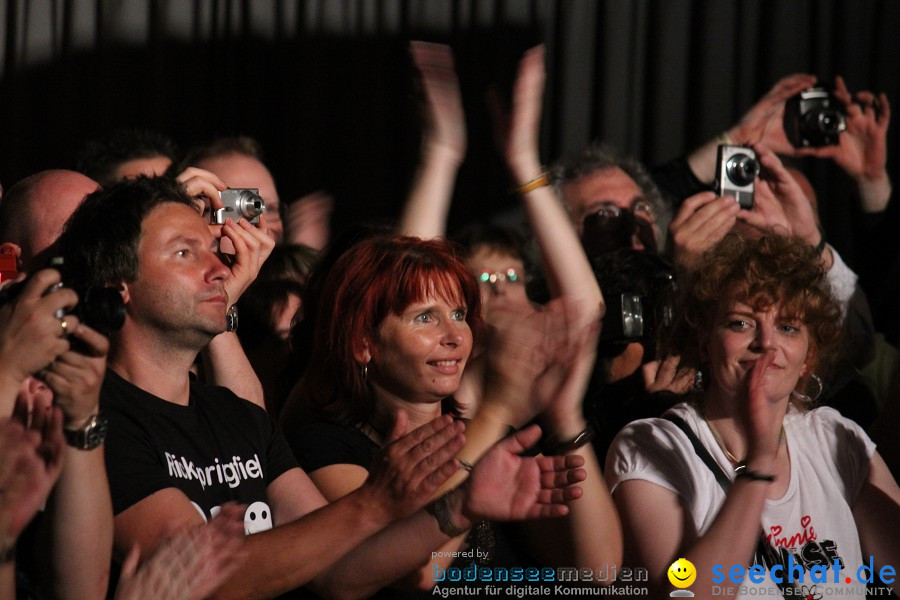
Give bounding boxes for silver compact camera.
[212,188,266,225]
[714,145,759,210]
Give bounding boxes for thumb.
[120,544,141,579]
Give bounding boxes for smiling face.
[706,298,811,403]
[667,558,696,588]
[365,291,473,408]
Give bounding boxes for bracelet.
[514,171,550,195]
[734,463,775,482]
[457,458,474,472]
[426,492,469,538]
[542,425,595,456]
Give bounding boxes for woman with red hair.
[280,231,621,598]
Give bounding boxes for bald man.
[0,169,98,270]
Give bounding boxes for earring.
[692,368,705,392]
[791,373,823,403]
[361,363,368,382]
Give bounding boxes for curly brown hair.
[676,232,843,400]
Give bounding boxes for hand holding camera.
[0,269,79,403]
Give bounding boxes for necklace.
[706,420,784,470]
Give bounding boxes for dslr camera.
[784,86,847,147]
[0,257,126,337]
[212,188,266,225]
[715,144,759,210]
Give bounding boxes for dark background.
[1,0,899,265]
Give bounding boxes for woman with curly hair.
[606,231,900,599]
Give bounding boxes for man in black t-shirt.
[57,176,565,599]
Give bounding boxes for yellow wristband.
[514,171,550,195]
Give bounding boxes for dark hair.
[75,129,177,185]
[678,232,843,398]
[453,224,529,264]
[304,234,481,426]
[56,176,196,289]
[177,136,264,173]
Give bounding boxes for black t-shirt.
[102,369,298,529]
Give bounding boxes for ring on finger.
[59,317,68,336]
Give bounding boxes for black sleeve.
[651,155,710,207]
[285,422,377,473]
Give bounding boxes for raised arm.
[613,353,783,599]
[497,45,603,322]
[33,323,113,600]
[398,42,467,239]
[178,167,276,408]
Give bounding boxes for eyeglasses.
[479,268,525,285]
[588,200,655,220]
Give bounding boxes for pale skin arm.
[686,74,817,184]
[499,44,603,324]
[33,323,114,600]
[179,168,274,409]
[398,42,467,239]
[613,352,782,599]
[114,414,466,600]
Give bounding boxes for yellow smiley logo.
[668,558,697,588]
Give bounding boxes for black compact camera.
[784,86,847,147]
[715,144,759,210]
[0,258,125,337]
[591,249,678,359]
[213,188,266,225]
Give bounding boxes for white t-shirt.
[606,403,876,599]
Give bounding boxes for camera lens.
[236,190,266,220]
[725,154,760,187]
[817,110,845,135]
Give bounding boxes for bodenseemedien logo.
[668,558,696,597]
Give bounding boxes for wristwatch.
[64,414,108,450]
[225,304,239,333]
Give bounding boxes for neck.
[109,328,204,406]
[367,388,443,444]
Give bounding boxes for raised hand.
[0,269,79,395]
[743,350,782,465]
[728,73,818,153]
[642,355,696,395]
[285,191,333,250]
[488,45,545,182]
[217,216,275,304]
[463,425,585,522]
[667,191,740,267]
[361,412,465,521]
[796,76,890,181]
[411,41,466,163]
[0,400,65,549]
[114,503,246,600]
[739,143,821,247]
[38,322,108,429]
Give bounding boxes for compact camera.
[212,188,266,225]
[784,86,847,147]
[715,144,759,210]
[0,258,126,337]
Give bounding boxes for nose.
[749,322,774,352]
[205,250,230,283]
[439,320,465,348]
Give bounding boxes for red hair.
[306,235,481,425]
